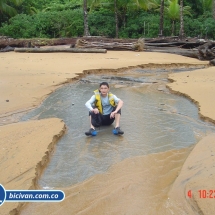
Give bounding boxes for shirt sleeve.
[85,95,96,111]
[113,95,120,104]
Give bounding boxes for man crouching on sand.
[85,82,124,136]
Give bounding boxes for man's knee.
[91,112,102,127]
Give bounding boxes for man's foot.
[85,128,97,136]
[113,127,124,135]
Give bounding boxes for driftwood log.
[198,42,215,60]
[74,38,144,51]
[14,47,107,53]
[145,47,199,59]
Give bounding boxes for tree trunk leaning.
[114,0,119,38]
[213,0,215,19]
[159,0,165,37]
[179,0,184,39]
[83,0,90,36]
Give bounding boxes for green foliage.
[184,0,201,16]
[88,8,115,37]
[0,0,214,39]
[0,9,83,38]
[165,0,191,20]
[166,0,180,21]
[0,0,23,19]
[184,12,215,39]
[200,0,213,13]
[119,10,172,38]
[137,0,158,11]
[0,14,36,38]
[42,0,82,12]
[184,0,213,16]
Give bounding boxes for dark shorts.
[89,108,121,127]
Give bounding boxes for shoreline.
[0,51,215,214]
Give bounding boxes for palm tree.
[83,0,90,36]
[137,0,157,11]
[200,0,213,14]
[166,0,179,35]
[0,0,23,17]
[159,0,165,36]
[165,0,191,36]
[179,0,184,39]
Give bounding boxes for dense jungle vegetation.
[0,0,215,39]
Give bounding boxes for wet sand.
[0,50,215,215]
[21,147,193,215]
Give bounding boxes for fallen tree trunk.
[74,38,144,51]
[144,36,179,43]
[14,47,107,53]
[145,47,200,59]
[145,42,185,47]
[145,41,206,49]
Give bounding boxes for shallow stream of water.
[20,68,215,189]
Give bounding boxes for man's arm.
[110,99,123,118]
[85,95,99,114]
[114,99,123,112]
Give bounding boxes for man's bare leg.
[114,113,121,128]
[89,116,95,129]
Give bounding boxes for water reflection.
[20,69,215,188]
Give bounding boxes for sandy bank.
[168,67,215,123]
[0,118,65,215]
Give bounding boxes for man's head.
[99,82,109,96]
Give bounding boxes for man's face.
[99,85,109,96]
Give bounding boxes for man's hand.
[92,108,99,114]
[110,111,117,118]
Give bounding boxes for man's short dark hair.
[100,82,109,88]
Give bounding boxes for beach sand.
[0,50,215,215]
